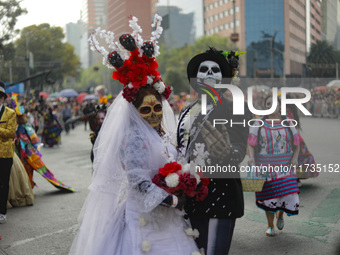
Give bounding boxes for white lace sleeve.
[121,128,169,213]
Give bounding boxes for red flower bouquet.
[152,162,209,202]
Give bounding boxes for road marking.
[8,225,78,248]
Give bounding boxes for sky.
[15,0,82,31]
[15,0,203,37]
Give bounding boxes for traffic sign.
[231,33,239,42]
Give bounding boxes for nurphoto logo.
[200,85,312,127]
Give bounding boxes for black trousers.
[190,217,236,255]
[0,158,13,215]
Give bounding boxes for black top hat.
[0,81,8,98]
[187,47,233,82]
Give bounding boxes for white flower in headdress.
[141,241,151,252]
[147,76,154,85]
[153,81,165,94]
[129,16,142,36]
[165,173,179,187]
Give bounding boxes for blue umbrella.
[58,89,79,98]
[83,94,99,101]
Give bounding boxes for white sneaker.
[0,214,7,223]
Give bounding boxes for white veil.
[69,91,177,255]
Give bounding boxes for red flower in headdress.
[112,49,160,90]
[162,86,172,100]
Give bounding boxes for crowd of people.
[1,15,336,255]
[0,82,76,229]
[310,86,340,118]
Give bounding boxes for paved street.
[0,117,339,255]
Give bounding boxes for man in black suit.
[177,48,251,254]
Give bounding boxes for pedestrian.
[13,100,74,192]
[177,48,250,254]
[70,15,199,255]
[248,94,300,237]
[88,104,107,163]
[42,107,62,147]
[0,81,17,223]
[62,102,72,134]
[82,102,95,131]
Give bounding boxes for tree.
[307,40,336,77]
[0,0,27,49]
[12,24,80,90]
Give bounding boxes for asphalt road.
[0,117,339,255]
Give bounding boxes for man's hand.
[197,120,231,159]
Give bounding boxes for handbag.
[296,140,318,179]
[241,165,266,192]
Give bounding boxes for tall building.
[203,0,246,75]
[80,0,108,69]
[157,6,195,48]
[322,0,340,50]
[321,0,338,44]
[157,0,204,39]
[306,0,322,52]
[65,21,82,59]
[337,0,340,50]
[203,0,322,78]
[107,0,158,38]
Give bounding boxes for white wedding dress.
[70,92,199,255]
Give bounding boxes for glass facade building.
[244,0,284,77]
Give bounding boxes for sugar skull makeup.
[137,95,163,128]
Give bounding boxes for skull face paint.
[137,95,163,128]
[196,60,222,87]
[95,112,106,125]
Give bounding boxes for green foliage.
[156,35,233,93]
[0,0,27,49]
[75,62,120,94]
[11,24,79,88]
[307,40,336,77]
[77,64,105,89]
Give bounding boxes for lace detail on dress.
[121,126,169,213]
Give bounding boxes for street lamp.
[232,0,237,50]
[25,31,36,97]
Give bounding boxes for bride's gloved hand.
[160,195,186,210]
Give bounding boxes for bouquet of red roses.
[152,162,209,202]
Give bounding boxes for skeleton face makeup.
[196,61,222,87]
[138,95,163,128]
[95,112,106,126]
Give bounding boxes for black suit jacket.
[178,97,251,219]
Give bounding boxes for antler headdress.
[89,14,172,102]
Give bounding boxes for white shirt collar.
[0,104,3,112]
